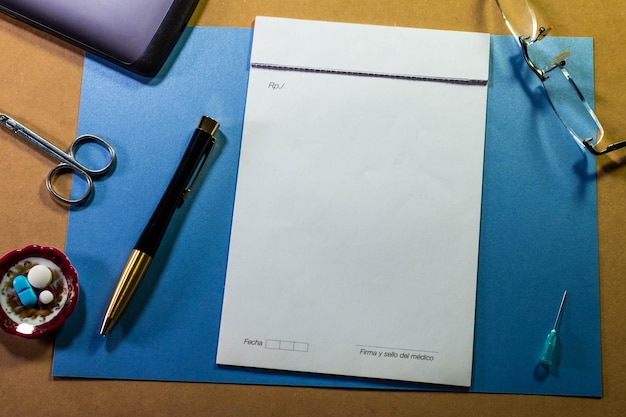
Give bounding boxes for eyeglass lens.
[542,67,602,148]
[495,0,538,39]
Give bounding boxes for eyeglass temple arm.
[583,138,626,155]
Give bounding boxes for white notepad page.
[217,17,490,387]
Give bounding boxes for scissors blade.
[0,113,75,163]
[0,113,20,133]
[0,113,47,146]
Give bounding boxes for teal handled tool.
[539,290,568,366]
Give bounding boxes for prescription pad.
[216,17,491,387]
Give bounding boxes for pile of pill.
[12,264,55,307]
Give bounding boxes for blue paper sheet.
[52,26,602,397]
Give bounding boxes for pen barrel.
[101,117,219,336]
[101,249,153,334]
[135,117,217,256]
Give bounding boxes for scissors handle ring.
[69,134,116,177]
[46,164,94,205]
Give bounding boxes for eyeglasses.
[495,0,626,155]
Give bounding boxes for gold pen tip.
[100,319,114,336]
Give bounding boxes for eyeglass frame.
[495,0,626,156]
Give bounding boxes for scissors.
[0,113,115,205]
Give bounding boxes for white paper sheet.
[216,17,490,387]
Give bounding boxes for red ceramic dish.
[0,245,79,338]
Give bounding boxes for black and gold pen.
[100,116,219,336]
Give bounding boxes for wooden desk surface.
[1,1,625,415]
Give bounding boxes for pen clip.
[180,137,216,205]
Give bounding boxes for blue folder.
[52,26,602,397]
